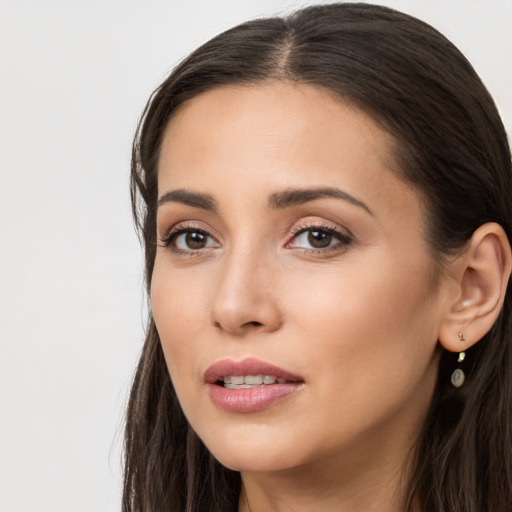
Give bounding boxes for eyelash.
[286,222,352,254]
[158,223,216,255]
[158,222,352,255]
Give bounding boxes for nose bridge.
[211,237,281,335]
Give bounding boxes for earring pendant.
[451,349,466,388]
[451,367,465,388]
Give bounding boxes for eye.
[287,225,352,252]
[160,227,220,253]
[295,230,335,249]
[174,230,216,250]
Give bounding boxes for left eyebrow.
[268,187,373,216]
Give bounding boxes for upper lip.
[204,358,304,384]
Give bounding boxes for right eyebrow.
[157,189,218,212]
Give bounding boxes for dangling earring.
[451,332,466,388]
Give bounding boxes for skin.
[151,82,468,512]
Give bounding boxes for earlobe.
[438,222,512,353]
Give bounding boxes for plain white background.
[0,1,510,510]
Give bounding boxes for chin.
[214,452,296,474]
[199,430,303,473]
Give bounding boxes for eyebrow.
[157,186,372,216]
[157,189,218,212]
[268,187,373,215]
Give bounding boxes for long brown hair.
[124,4,512,511]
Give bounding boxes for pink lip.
[204,358,304,413]
[204,358,303,384]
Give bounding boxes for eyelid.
[158,219,215,239]
[158,221,221,251]
[285,219,353,252]
[157,218,352,254]
[287,217,352,239]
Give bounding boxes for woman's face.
[151,82,452,476]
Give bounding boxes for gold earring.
[451,350,466,388]
[458,332,466,342]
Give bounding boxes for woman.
[123,3,512,511]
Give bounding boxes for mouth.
[204,357,304,387]
[220,375,295,389]
[204,358,304,413]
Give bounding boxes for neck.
[238,447,415,512]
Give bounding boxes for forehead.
[160,82,396,182]
[158,82,420,220]
[162,82,392,154]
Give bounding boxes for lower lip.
[206,382,303,413]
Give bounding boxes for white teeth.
[224,384,259,389]
[245,375,263,385]
[221,375,287,386]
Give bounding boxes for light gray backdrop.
[1,1,510,510]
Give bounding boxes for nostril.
[213,319,265,333]
[245,321,263,328]
[214,320,262,328]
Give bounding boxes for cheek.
[278,266,440,453]
[289,260,435,333]
[285,257,440,397]
[150,262,211,375]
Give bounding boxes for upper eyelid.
[288,228,351,245]
[290,223,339,234]
[285,219,354,251]
[159,220,219,241]
[158,218,353,246]
[158,225,220,253]
[287,218,353,238]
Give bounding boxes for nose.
[210,247,282,336]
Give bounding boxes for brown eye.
[288,225,352,252]
[185,231,207,249]
[307,230,332,248]
[165,228,220,252]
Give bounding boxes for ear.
[438,222,512,352]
